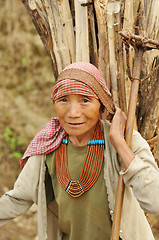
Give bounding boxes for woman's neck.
[69,129,96,146]
[68,136,89,146]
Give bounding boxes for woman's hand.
[108,107,135,169]
[109,107,127,149]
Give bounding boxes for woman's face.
[54,94,101,145]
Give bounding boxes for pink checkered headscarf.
[20,62,114,168]
[64,62,111,95]
[51,62,114,114]
[52,79,99,101]
[52,62,111,100]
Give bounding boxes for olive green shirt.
[46,141,112,240]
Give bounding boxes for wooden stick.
[107,1,120,106]
[75,0,89,62]
[119,32,159,48]
[111,49,143,240]
[94,0,110,87]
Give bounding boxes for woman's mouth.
[67,122,84,126]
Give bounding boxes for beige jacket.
[0,120,159,240]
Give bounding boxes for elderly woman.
[0,62,159,240]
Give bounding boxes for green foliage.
[9,151,23,159]
[21,56,27,67]
[4,127,24,159]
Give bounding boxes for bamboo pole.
[111,49,143,240]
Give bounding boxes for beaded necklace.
[56,121,105,198]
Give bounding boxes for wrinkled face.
[54,94,101,144]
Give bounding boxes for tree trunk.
[21,0,159,157]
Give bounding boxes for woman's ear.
[99,104,107,119]
[100,104,105,113]
[100,103,115,121]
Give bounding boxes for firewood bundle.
[22,0,159,157]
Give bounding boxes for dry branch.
[88,3,98,66]
[94,0,110,86]
[22,0,75,78]
[119,31,159,50]
[75,0,89,62]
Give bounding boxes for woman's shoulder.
[131,129,152,153]
[24,154,45,168]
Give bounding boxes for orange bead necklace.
[56,121,105,197]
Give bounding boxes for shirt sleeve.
[0,156,41,226]
[120,130,159,214]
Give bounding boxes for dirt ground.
[0,1,159,239]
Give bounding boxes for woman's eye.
[60,98,67,102]
[83,98,89,103]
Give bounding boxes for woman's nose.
[67,103,81,118]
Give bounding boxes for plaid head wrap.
[52,79,99,101]
[51,62,115,114]
[20,62,115,168]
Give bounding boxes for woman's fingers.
[109,107,127,148]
